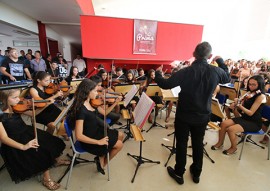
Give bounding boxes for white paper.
[124,84,138,107]
[171,86,181,97]
[134,92,154,129]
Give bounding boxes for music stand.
[114,84,139,137]
[145,85,166,132]
[70,79,83,94]
[127,93,160,183]
[117,84,139,142]
[219,85,237,101]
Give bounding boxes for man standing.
[0,48,32,82]
[73,54,86,76]
[155,42,230,184]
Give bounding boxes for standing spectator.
[155,42,230,184]
[24,53,33,75]
[27,49,35,59]
[73,54,86,76]
[0,53,7,84]
[18,50,26,61]
[58,55,68,78]
[45,54,52,71]
[30,51,46,73]
[0,48,32,82]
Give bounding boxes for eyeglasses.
[248,83,257,87]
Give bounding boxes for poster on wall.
[133,19,157,55]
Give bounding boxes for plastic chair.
[63,118,94,189]
[239,105,270,160]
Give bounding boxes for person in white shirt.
[73,54,86,76]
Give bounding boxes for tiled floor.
[0,112,269,191]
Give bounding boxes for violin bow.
[31,98,38,151]
[103,89,110,181]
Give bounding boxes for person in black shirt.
[0,48,32,82]
[155,42,230,184]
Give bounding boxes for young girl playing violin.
[211,75,266,155]
[0,89,65,190]
[90,75,122,126]
[65,66,81,85]
[68,79,124,175]
[29,71,63,134]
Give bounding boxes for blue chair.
[63,118,94,189]
[239,105,270,160]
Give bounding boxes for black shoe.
[94,156,105,175]
[167,166,184,185]
[189,166,200,183]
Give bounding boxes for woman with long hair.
[68,79,124,175]
[211,75,266,155]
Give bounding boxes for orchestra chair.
[239,105,270,160]
[62,118,94,189]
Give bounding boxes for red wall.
[80,15,203,75]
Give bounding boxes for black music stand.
[161,131,192,167]
[145,85,166,132]
[127,93,160,183]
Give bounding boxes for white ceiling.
[1,0,270,59]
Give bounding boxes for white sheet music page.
[124,84,138,107]
[171,86,181,97]
[134,92,155,129]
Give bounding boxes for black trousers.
[174,119,207,177]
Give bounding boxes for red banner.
[133,19,157,55]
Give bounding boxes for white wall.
[94,0,270,61]
[0,2,72,60]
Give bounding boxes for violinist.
[64,66,81,100]
[143,69,163,123]
[212,75,266,155]
[113,67,126,82]
[68,79,124,174]
[137,68,147,81]
[0,89,65,190]
[90,75,122,126]
[47,61,61,81]
[125,70,139,111]
[97,69,109,88]
[29,71,63,135]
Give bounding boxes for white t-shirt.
[73,58,86,72]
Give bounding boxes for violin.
[236,90,261,107]
[90,91,120,108]
[12,97,50,113]
[45,80,71,94]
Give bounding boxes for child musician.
[29,71,63,134]
[0,89,65,190]
[68,79,124,175]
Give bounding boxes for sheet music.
[134,92,155,129]
[171,86,181,97]
[124,84,138,107]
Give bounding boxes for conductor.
[155,42,230,184]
